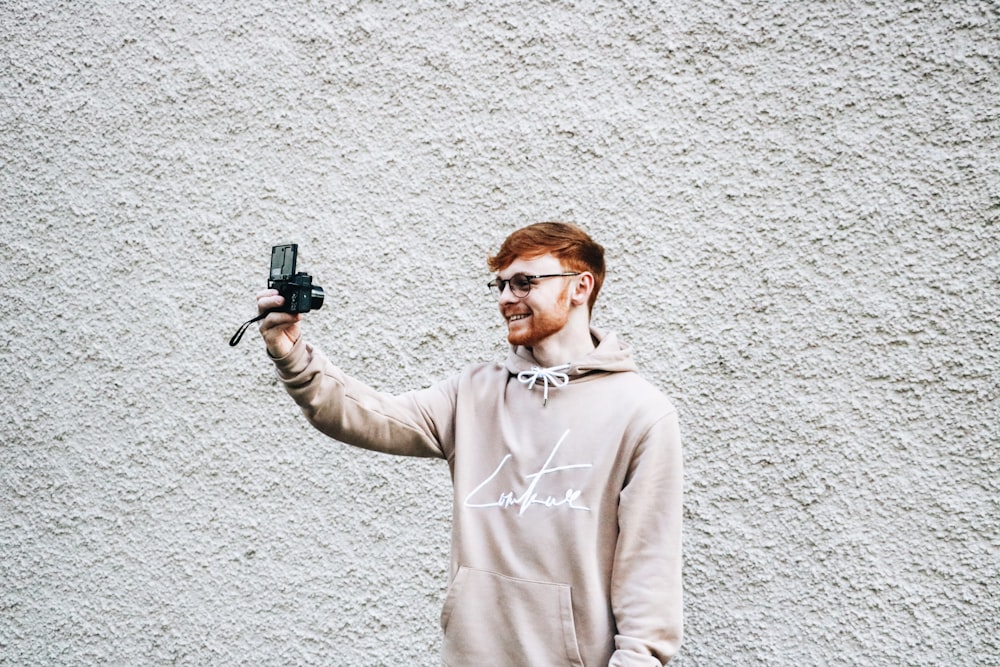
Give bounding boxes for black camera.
[269,244,325,313]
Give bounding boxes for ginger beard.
[503,282,573,348]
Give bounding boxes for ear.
[570,272,595,307]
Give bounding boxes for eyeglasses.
[487,272,581,300]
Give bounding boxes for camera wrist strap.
[229,311,271,347]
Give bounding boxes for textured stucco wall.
[2,1,997,665]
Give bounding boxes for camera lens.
[310,286,325,310]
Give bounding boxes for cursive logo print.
[464,430,592,515]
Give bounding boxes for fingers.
[256,291,303,325]
[258,311,302,333]
[256,288,283,314]
[253,289,302,357]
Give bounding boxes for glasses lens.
[510,275,532,296]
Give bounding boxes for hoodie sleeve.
[609,409,684,665]
[269,338,456,459]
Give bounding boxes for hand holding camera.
[230,244,325,349]
[254,289,302,357]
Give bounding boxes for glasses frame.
[487,272,582,300]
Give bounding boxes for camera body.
[269,244,325,313]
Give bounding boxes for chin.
[506,326,534,347]
[507,327,552,348]
[506,332,530,347]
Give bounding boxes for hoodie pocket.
[440,566,584,667]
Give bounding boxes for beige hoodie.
[272,329,683,666]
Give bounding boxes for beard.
[504,287,572,348]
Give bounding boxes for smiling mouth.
[507,313,530,322]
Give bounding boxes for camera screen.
[270,244,298,281]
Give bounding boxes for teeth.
[508,314,529,321]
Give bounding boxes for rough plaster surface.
[1,1,997,665]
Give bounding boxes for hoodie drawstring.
[517,364,571,406]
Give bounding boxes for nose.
[497,280,519,305]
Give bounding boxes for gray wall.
[2,1,997,665]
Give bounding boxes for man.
[257,222,683,666]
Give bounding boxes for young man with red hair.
[257,222,683,665]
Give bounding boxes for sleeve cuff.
[268,336,309,376]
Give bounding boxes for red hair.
[488,222,605,311]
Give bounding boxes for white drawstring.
[517,364,571,406]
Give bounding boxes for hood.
[503,328,638,378]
